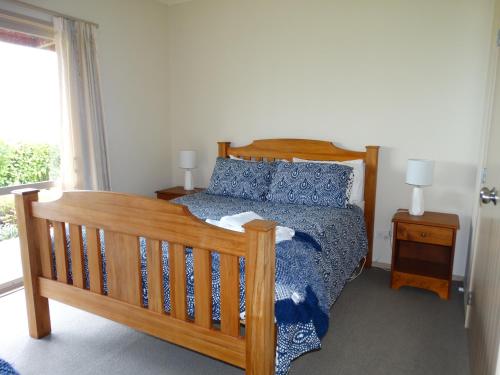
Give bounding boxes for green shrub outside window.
[0,141,60,240]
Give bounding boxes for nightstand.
[391,209,460,300]
[155,186,205,201]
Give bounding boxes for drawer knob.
[420,232,427,238]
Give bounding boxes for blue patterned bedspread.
[62,192,367,374]
[174,193,367,374]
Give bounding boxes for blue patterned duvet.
[63,192,367,374]
[173,193,367,374]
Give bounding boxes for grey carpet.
[0,269,469,375]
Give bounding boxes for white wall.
[17,0,172,195]
[7,0,492,276]
[167,0,493,276]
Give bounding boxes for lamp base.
[184,169,194,190]
[184,169,194,191]
[409,186,424,216]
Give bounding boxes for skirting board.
[371,261,464,282]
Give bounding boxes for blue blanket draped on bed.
[59,192,367,375]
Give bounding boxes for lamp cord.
[348,256,367,282]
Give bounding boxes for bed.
[14,139,379,375]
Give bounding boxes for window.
[0,14,62,294]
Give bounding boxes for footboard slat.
[105,232,142,306]
[169,243,187,320]
[52,221,68,283]
[220,254,240,337]
[69,224,85,288]
[86,227,103,294]
[146,239,164,313]
[36,218,54,280]
[193,247,212,328]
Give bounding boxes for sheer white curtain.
[54,16,110,191]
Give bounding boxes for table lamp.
[406,159,434,216]
[179,150,197,190]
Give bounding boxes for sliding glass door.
[0,20,62,294]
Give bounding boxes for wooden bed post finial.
[243,219,277,375]
[13,188,51,338]
[218,142,231,158]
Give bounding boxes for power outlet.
[375,230,391,241]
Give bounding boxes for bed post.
[218,141,231,158]
[13,188,51,338]
[364,146,380,268]
[243,219,277,375]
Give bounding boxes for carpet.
[0,269,469,375]
[0,359,18,375]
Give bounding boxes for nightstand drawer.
[396,223,453,246]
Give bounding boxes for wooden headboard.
[218,139,379,267]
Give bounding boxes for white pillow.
[292,157,365,206]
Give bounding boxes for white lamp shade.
[179,150,196,169]
[406,159,434,186]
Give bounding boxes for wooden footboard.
[14,189,277,375]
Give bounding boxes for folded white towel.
[206,211,295,244]
[220,211,262,228]
[275,226,295,244]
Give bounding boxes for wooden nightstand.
[155,186,205,201]
[391,210,460,300]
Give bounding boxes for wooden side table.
[391,210,460,300]
[155,186,205,201]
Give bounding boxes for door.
[0,12,62,295]
[467,3,500,374]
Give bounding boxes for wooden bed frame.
[14,139,378,375]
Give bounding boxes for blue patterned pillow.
[206,157,275,201]
[267,161,354,207]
